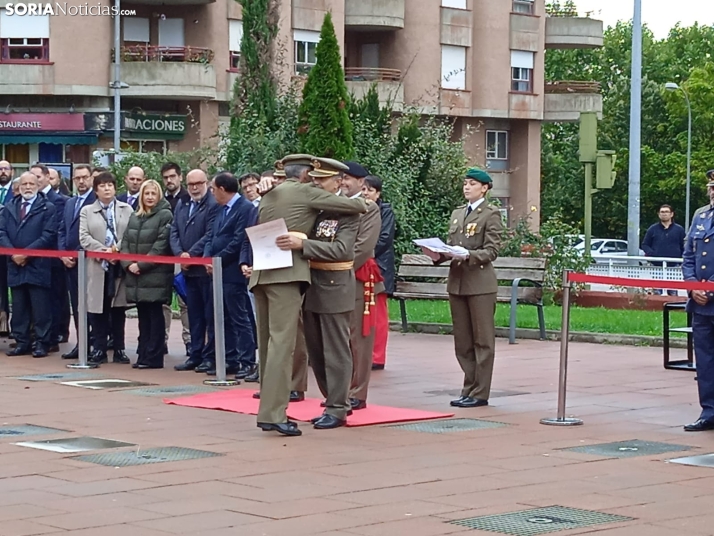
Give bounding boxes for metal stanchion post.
[204,257,238,387]
[67,251,97,370]
[541,270,582,426]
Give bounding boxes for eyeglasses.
[187,181,207,188]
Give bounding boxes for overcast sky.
[574,0,714,39]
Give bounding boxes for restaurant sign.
[0,113,86,132]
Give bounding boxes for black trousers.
[11,283,52,349]
[185,276,214,363]
[137,302,165,367]
[50,263,70,343]
[87,272,126,353]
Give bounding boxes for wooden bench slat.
[397,265,545,283]
[402,254,546,270]
[494,269,545,283]
[395,283,542,303]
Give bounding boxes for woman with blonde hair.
[120,179,174,369]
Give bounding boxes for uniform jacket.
[445,201,503,296]
[170,192,219,278]
[203,194,256,285]
[79,199,133,314]
[683,203,714,316]
[120,198,174,304]
[165,188,191,213]
[375,200,396,295]
[0,195,57,288]
[353,199,384,296]
[248,179,367,290]
[302,211,359,314]
[59,192,97,251]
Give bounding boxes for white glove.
[449,246,469,260]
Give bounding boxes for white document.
[413,238,467,257]
[246,218,294,271]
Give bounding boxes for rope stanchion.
[66,250,96,370]
[204,257,238,387]
[541,270,583,427]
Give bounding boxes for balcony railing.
[344,67,402,82]
[544,80,601,93]
[118,45,214,64]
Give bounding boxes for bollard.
[540,270,582,426]
[204,257,239,387]
[67,250,97,370]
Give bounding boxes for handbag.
[173,272,188,303]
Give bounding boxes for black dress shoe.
[60,335,69,343]
[195,361,214,373]
[450,396,467,407]
[48,345,60,354]
[244,369,260,383]
[32,346,48,358]
[235,364,254,380]
[252,392,260,399]
[350,398,367,410]
[257,422,302,437]
[290,391,305,402]
[684,418,714,432]
[452,397,488,408]
[174,359,202,372]
[205,365,240,376]
[163,344,169,355]
[6,347,31,356]
[311,409,353,424]
[62,346,79,359]
[112,350,130,364]
[313,414,346,429]
[371,363,385,371]
[136,363,163,369]
[88,350,108,365]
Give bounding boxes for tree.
[298,12,354,159]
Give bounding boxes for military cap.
[274,154,315,178]
[273,159,286,178]
[706,169,714,187]
[308,157,349,178]
[343,161,369,178]
[465,167,493,189]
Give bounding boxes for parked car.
[574,239,645,263]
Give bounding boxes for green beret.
[465,167,492,186]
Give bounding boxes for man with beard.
[0,160,13,204]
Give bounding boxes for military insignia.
[316,219,339,239]
[698,224,706,231]
[274,160,285,171]
[453,219,458,224]
[702,213,708,219]
[312,159,322,169]
[465,223,478,238]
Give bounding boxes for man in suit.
[250,158,367,437]
[117,166,145,210]
[276,158,360,429]
[170,169,219,372]
[58,164,96,359]
[0,160,13,333]
[0,160,13,204]
[203,172,257,377]
[683,176,714,431]
[340,162,383,411]
[0,172,57,357]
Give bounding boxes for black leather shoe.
[372,363,385,371]
[60,335,69,343]
[112,350,130,364]
[350,398,367,410]
[163,344,169,355]
[290,391,305,402]
[450,396,467,407]
[684,418,714,432]
[313,414,346,429]
[252,392,260,399]
[311,409,352,424]
[136,363,163,369]
[452,397,488,408]
[175,359,202,371]
[195,361,214,373]
[257,421,302,437]
[185,343,191,357]
[88,350,108,365]
[244,369,260,383]
[62,346,79,360]
[205,366,240,376]
[48,345,60,354]
[6,347,31,356]
[235,364,254,380]
[32,346,48,358]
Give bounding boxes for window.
[120,140,167,155]
[486,131,508,160]
[123,17,150,43]
[229,20,243,71]
[441,45,466,90]
[294,30,320,74]
[441,0,467,8]
[512,0,534,14]
[0,12,50,62]
[511,50,534,93]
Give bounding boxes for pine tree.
[298,12,354,159]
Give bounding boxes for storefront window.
[66,145,90,164]
[121,139,167,155]
[3,144,29,164]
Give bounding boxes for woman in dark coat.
[120,179,174,369]
[362,175,396,370]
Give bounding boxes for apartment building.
[0,0,603,220]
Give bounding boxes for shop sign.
[123,114,186,135]
[0,113,86,131]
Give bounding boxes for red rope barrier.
[568,272,714,292]
[0,247,213,266]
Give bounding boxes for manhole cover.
[0,425,68,437]
[15,372,101,382]
[60,379,156,390]
[122,385,219,397]
[450,506,633,535]
[669,453,714,468]
[424,389,529,398]
[73,447,222,467]
[15,437,135,453]
[387,418,508,434]
[562,440,693,458]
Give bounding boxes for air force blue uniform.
[683,203,714,423]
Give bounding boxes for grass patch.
[388,299,688,338]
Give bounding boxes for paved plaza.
[0,323,713,535]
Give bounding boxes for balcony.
[545,17,604,49]
[0,63,54,95]
[544,80,603,122]
[345,0,405,31]
[125,0,214,5]
[344,68,404,110]
[118,46,216,100]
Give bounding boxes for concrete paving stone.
[0,519,67,536]
[133,510,266,533]
[32,506,168,531]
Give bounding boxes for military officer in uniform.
[683,175,714,431]
[277,158,359,429]
[423,168,503,408]
[250,159,367,437]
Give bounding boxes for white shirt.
[252,197,261,208]
[350,192,362,200]
[41,184,52,195]
[467,198,486,214]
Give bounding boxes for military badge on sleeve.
[316,219,339,239]
[465,223,478,238]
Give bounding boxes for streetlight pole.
[627,0,642,257]
[665,82,692,230]
[113,0,121,155]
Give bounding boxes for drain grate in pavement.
[449,506,634,535]
[15,372,101,382]
[15,437,135,453]
[669,453,714,468]
[60,379,155,390]
[424,389,529,398]
[122,385,219,397]
[562,440,693,459]
[74,447,222,467]
[387,418,508,434]
[0,424,68,437]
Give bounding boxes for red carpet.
[164,389,454,427]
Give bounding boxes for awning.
[0,133,99,145]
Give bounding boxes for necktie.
[466,205,473,218]
[219,205,229,225]
[20,201,29,220]
[0,187,6,204]
[128,195,136,209]
[189,200,197,218]
[74,197,83,219]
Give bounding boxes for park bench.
[394,254,547,344]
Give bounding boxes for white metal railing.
[585,255,685,293]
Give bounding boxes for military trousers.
[349,281,376,402]
[693,313,714,422]
[304,309,352,420]
[254,282,303,424]
[448,292,497,400]
[291,310,309,392]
